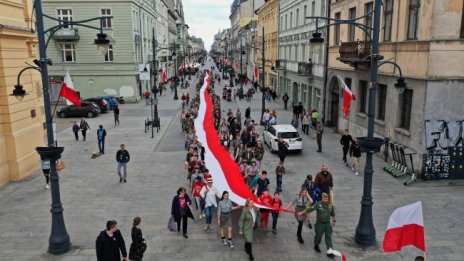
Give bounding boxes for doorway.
[328,77,340,127]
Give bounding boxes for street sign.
[139,64,150,81]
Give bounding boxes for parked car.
[97,96,118,109]
[84,97,109,112]
[263,124,303,152]
[57,101,99,118]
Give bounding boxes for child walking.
[191,176,205,219]
[271,192,283,234]
[275,161,285,192]
[258,189,273,232]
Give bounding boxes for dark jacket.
[129,227,147,261]
[72,124,80,133]
[97,128,107,141]
[96,230,127,261]
[340,134,353,148]
[171,194,194,223]
[116,150,130,163]
[245,107,251,119]
[350,143,362,157]
[277,141,288,157]
[315,171,334,191]
[80,121,90,131]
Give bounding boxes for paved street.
[0,64,463,261]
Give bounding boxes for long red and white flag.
[336,75,353,117]
[383,201,426,252]
[60,70,81,107]
[194,72,292,210]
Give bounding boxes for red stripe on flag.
[383,223,425,252]
[60,84,81,107]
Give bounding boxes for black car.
[57,101,99,118]
[84,97,110,112]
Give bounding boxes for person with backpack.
[96,220,127,261]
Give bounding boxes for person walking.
[217,191,241,248]
[271,192,283,234]
[253,140,265,170]
[314,165,333,198]
[282,93,289,110]
[350,139,362,175]
[97,125,107,154]
[114,105,120,126]
[340,129,353,165]
[128,217,147,261]
[316,121,324,152]
[96,220,127,261]
[80,118,91,141]
[72,121,80,140]
[239,198,260,261]
[302,113,311,135]
[277,138,289,163]
[39,156,50,189]
[258,189,272,231]
[275,161,285,192]
[298,193,336,257]
[116,144,130,182]
[171,187,194,238]
[291,115,299,129]
[200,178,222,231]
[289,187,313,244]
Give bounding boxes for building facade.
[256,0,279,89]
[42,0,159,101]
[278,0,327,112]
[0,0,45,187]
[326,0,464,171]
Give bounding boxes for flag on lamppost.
[161,66,168,84]
[253,63,259,79]
[59,70,81,107]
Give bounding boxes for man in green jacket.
[299,193,336,257]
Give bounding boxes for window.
[296,9,299,27]
[334,12,341,45]
[57,9,73,29]
[365,2,374,40]
[285,14,288,29]
[105,44,114,62]
[304,5,307,24]
[461,1,464,38]
[311,1,315,16]
[408,0,420,40]
[302,44,306,62]
[294,44,298,61]
[399,89,413,130]
[348,8,356,42]
[345,78,352,90]
[321,0,325,16]
[377,84,387,120]
[358,80,368,113]
[384,0,393,41]
[281,16,284,30]
[62,44,76,62]
[290,12,293,28]
[101,8,112,29]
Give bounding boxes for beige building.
[256,0,279,89]
[0,0,44,187]
[326,0,464,173]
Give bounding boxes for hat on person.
[306,174,313,180]
[195,176,202,181]
[206,178,213,183]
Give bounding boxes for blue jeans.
[205,205,214,224]
[98,139,105,153]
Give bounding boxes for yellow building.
[256,0,279,89]
[0,0,44,187]
[326,0,464,173]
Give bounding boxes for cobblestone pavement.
[0,63,463,261]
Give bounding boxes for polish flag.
[253,63,259,79]
[336,75,353,117]
[179,65,185,72]
[161,67,167,83]
[383,201,426,252]
[60,70,81,107]
[328,249,346,261]
[194,71,294,212]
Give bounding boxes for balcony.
[275,59,287,70]
[52,28,80,42]
[337,41,371,68]
[297,62,312,76]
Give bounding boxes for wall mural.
[423,120,464,180]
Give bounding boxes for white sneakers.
[45,184,49,189]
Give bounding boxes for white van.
[263,124,303,152]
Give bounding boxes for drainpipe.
[322,0,330,125]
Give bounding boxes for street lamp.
[173,50,179,100]
[11,0,110,255]
[306,0,406,246]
